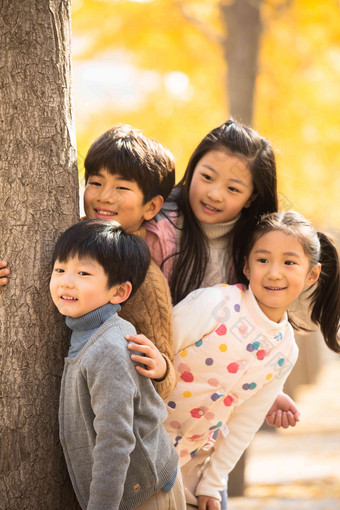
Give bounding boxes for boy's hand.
[266,392,301,428]
[126,334,167,381]
[198,495,220,510]
[0,261,10,295]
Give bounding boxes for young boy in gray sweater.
[49,219,185,510]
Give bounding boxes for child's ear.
[109,281,132,304]
[305,263,321,287]
[143,195,164,221]
[243,259,250,280]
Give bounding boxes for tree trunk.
[220,0,263,126]
[219,1,263,496]
[0,1,80,508]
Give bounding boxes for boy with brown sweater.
[0,124,176,398]
[82,124,176,399]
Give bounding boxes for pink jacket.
[144,210,238,286]
[144,211,179,281]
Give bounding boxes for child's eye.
[257,258,268,264]
[89,180,101,187]
[201,173,213,181]
[116,186,130,191]
[79,271,90,276]
[55,268,64,273]
[227,186,240,193]
[284,260,296,266]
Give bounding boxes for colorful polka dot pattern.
[242,382,257,391]
[164,284,295,467]
[215,324,227,336]
[246,341,267,360]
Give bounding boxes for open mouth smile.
[60,295,78,301]
[201,202,221,213]
[95,209,117,217]
[264,286,287,291]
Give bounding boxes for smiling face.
[84,168,156,233]
[243,230,321,322]
[188,150,254,224]
[50,256,120,318]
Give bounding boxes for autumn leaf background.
[72,0,340,232]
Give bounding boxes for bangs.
[101,146,144,183]
[52,233,106,266]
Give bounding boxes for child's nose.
[98,186,115,202]
[60,275,75,288]
[207,186,223,202]
[268,264,282,278]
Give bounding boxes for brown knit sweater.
[80,219,176,399]
[119,229,176,400]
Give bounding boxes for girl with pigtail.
[163,210,339,509]
[308,231,340,352]
[130,119,339,509]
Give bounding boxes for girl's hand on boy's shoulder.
[125,334,167,381]
[0,260,10,295]
[198,495,221,510]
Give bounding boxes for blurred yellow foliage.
[72,0,340,230]
[258,0,340,230]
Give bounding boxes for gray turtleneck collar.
[66,303,121,358]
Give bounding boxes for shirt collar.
[65,303,121,332]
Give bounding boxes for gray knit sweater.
[59,303,178,510]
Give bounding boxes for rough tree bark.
[0,1,80,508]
[220,0,263,126]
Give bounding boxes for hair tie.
[222,120,234,132]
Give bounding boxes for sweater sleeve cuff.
[195,484,223,502]
[195,461,227,501]
[152,354,177,400]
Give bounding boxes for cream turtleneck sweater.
[199,216,239,288]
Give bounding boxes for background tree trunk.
[220,0,263,496]
[0,1,80,508]
[220,0,263,126]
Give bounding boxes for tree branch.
[173,0,226,47]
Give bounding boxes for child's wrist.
[153,356,168,382]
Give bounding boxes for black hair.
[84,124,175,204]
[165,119,278,304]
[241,211,340,353]
[52,220,150,298]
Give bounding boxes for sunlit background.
[70,2,340,506]
[72,0,340,233]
